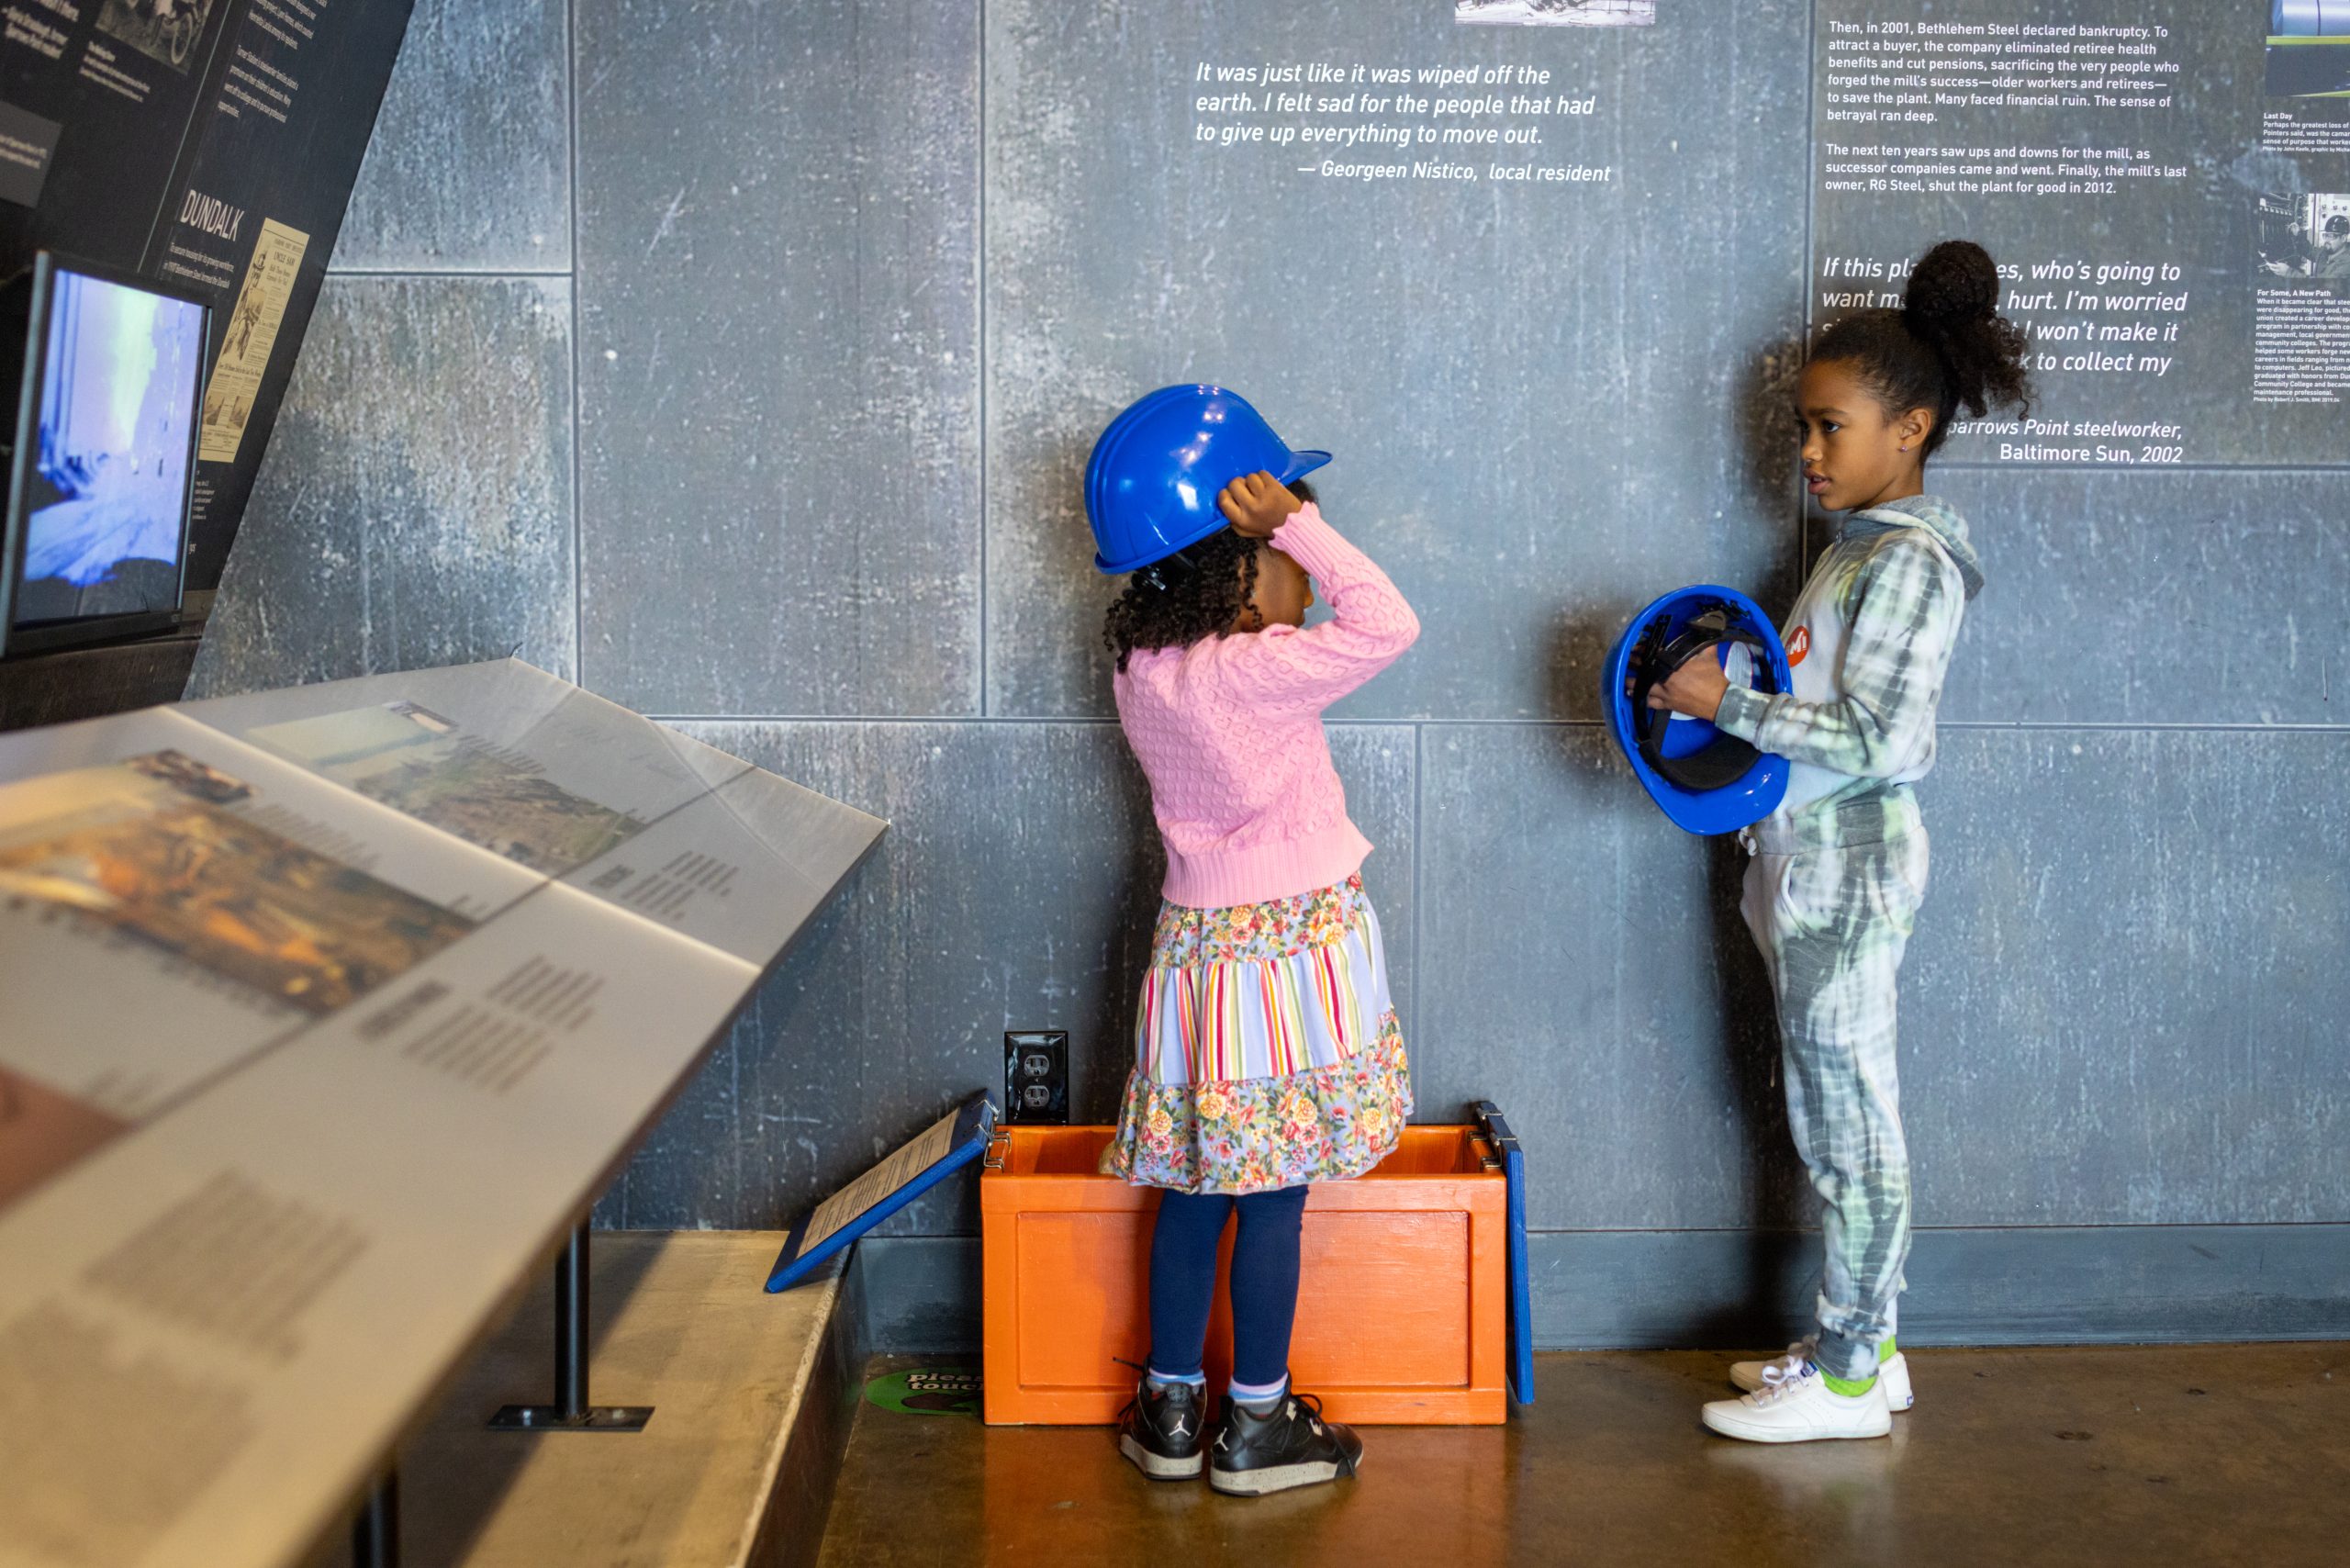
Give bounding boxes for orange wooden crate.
[979,1125,1506,1426]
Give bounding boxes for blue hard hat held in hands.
[1603,587,1794,836]
[1085,386,1333,575]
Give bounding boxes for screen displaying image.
[12,269,206,628]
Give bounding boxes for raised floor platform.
[307,1232,850,1568]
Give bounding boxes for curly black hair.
[1811,240,2034,458]
[1102,480,1315,673]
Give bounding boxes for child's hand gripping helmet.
[1084,386,1332,574]
[1603,586,1793,835]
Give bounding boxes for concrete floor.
[816,1345,2348,1567]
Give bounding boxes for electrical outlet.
[1002,1031,1069,1125]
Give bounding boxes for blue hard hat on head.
[1603,586,1794,836]
[1085,386,1332,575]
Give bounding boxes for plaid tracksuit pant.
[1740,789,1928,1383]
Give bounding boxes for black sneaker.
[1117,1378,1207,1480]
[1207,1390,1364,1496]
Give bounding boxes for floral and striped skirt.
[1100,873,1413,1195]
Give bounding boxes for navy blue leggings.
[1147,1185,1310,1388]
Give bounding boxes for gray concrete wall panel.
[573,0,982,718]
[189,276,577,697]
[983,0,1812,722]
[1420,723,2350,1233]
[1417,722,1808,1231]
[331,0,573,274]
[1927,468,2349,725]
[1904,728,2350,1226]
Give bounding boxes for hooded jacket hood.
[1844,494,1985,601]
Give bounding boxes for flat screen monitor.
[0,254,211,657]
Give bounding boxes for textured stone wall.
[192,2,2348,1329]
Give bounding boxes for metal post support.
[554,1218,589,1419]
[352,1470,397,1568]
[488,1224,653,1432]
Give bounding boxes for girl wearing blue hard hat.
[1083,387,1418,1495]
[1646,241,2032,1443]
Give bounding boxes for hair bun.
[1904,239,1999,328]
[1809,236,2031,450]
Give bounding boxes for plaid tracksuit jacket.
[1711,495,1982,1383]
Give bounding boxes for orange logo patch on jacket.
[1787,626,1811,666]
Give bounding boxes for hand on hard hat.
[1647,647,1731,723]
[1604,585,1791,834]
[1217,472,1301,540]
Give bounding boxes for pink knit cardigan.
[1113,504,1419,909]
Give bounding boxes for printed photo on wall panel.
[2257,193,2350,281]
[2268,1,2350,95]
[94,0,221,74]
[1457,0,1657,27]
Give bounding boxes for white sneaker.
[1729,1340,1913,1411]
[1701,1361,1892,1444]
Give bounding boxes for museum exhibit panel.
[0,659,884,1567]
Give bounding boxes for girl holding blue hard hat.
[1084,386,1418,1495]
[1643,241,2031,1444]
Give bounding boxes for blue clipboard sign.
[766,1093,995,1293]
[1472,1100,1535,1406]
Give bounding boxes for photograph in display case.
[248,702,656,875]
[0,756,475,1016]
